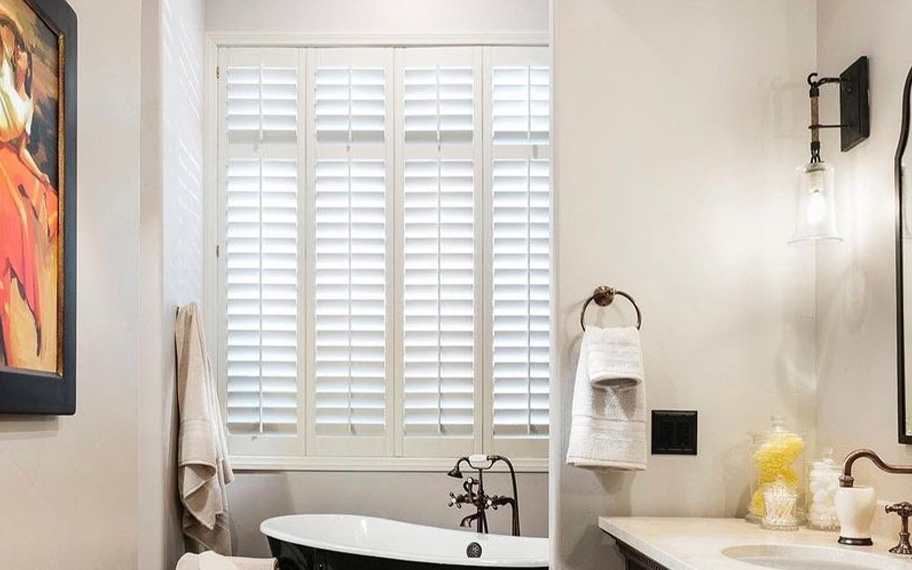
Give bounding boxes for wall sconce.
[790,56,870,244]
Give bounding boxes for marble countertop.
[598,517,912,570]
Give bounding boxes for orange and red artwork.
[0,0,75,415]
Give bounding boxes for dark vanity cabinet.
[615,541,672,570]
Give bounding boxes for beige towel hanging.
[176,302,235,554]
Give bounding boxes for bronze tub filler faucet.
[839,449,912,553]
[447,455,521,536]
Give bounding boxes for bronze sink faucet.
[447,454,521,536]
[839,449,912,488]
[839,449,912,554]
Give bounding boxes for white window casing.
[214,43,550,468]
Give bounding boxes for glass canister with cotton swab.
[747,416,806,524]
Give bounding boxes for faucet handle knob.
[886,502,912,556]
[887,502,912,518]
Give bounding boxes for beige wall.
[204,0,552,558]
[205,0,547,36]
[815,0,912,502]
[552,1,818,569]
[0,0,143,567]
[140,0,207,568]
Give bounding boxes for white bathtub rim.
[260,514,549,568]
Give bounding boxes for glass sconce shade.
[789,162,842,244]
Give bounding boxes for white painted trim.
[547,0,560,567]
[203,37,220,392]
[207,32,549,49]
[231,455,548,472]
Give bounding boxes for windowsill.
[230,455,549,473]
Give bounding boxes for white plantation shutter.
[397,48,482,456]
[214,45,550,464]
[485,47,551,457]
[219,48,304,456]
[309,49,394,456]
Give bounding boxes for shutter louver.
[403,159,476,437]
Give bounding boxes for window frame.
[204,33,550,472]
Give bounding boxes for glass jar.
[806,447,841,530]
[761,475,800,531]
[748,416,806,523]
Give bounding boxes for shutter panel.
[486,47,551,455]
[310,49,392,456]
[397,48,481,456]
[220,48,304,456]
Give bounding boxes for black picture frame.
[0,0,76,415]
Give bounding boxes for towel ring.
[580,285,642,331]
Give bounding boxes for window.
[213,45,550,468]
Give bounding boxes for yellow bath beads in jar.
[747,416,806,523]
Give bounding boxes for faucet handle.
[886,502,912,555]
[449,491,465,509]
[887,502,912,518]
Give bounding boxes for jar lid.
[811,446,838,469]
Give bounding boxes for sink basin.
[722,544,910,570]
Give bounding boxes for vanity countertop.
[598,517,909,570]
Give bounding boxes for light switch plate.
[651,410,698,455]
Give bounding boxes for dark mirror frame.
[0,0,76,415]
[896,65,912,444]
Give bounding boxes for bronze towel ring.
[579,285,642,331]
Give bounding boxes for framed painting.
[0,0,75,414]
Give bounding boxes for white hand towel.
[176,552,276,570]
[176,303,236,555]
[585,326,644,389]
[566,328,647,470]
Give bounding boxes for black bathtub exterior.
[268,537,549,570]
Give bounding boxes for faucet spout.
[840,449,912,487]
[460,512,482,529]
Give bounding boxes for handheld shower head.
[448,457,468,478]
